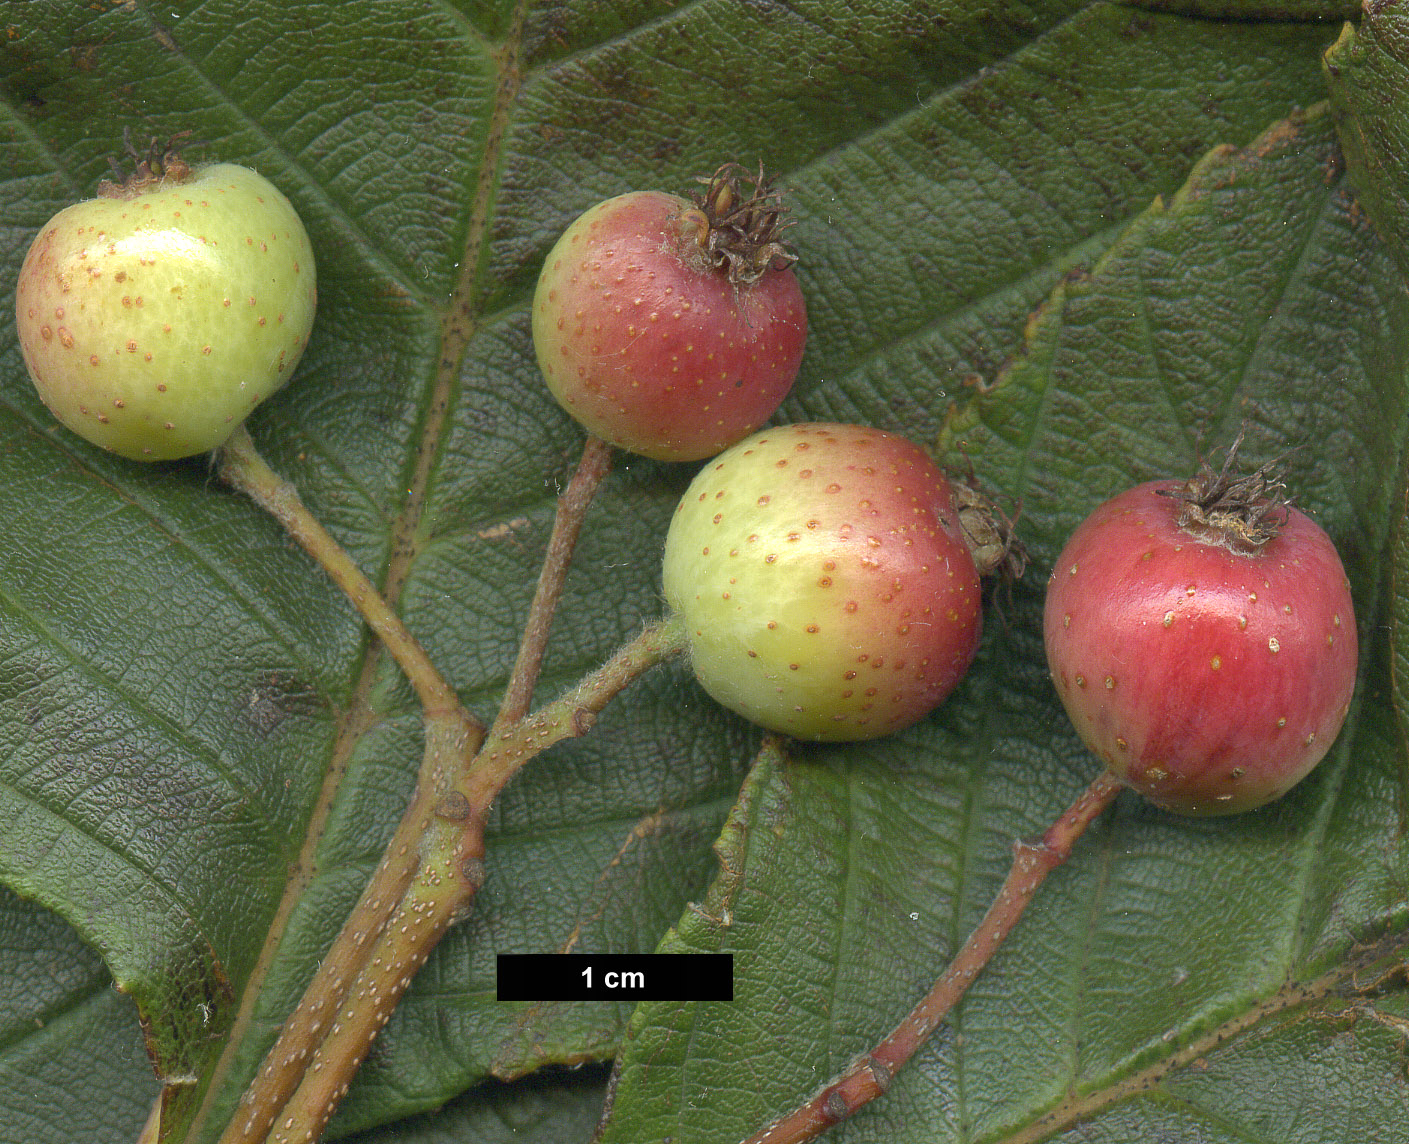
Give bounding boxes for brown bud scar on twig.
[460,857,487,892]
[433,792,472,821]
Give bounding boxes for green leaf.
[1,3,1402,1143]
[1119,0,1357,18]
[342,1067,608,1144]
[599,105,1409,1144]
[0,885,158,1140]
[1324,1,1409,281]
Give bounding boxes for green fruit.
[15,161,316,461]
[662,423,983,741]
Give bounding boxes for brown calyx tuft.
[955,478,1028,580]
[677,162,797,287]
[98,128,195,199]
[1158,426,1291,555]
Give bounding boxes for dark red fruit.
[532,165,807,462]
[1043,447,1356,815]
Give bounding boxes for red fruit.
[662,423,984,740]
[532,166,807,461]
[1043,451,1356,815]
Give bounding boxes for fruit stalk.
[218,712,478,1144]
[739,771,1123,1144]
[229,617,689,1144]
[460,613,690,807]
[491,434,614,735]
[217,426,474,723]
[264,831,467,1144]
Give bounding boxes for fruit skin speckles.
[15,162,316,461]
[662,423,982,741]
[531,186,806,461]
[1043,478,1357,815]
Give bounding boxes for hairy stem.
[219,712,479,1144]
[217,425,475,723]
[740,771,1123,1144]
[219,428,651,1141]
[464,614,690,806]
[215,427,487,1142]
[257,616,690,1144]
[265,831,467,1144]
[491,435,614,736]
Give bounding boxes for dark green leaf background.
[1,2,1405,1143]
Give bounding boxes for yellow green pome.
[16,162,317,461]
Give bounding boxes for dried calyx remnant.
[1159,427,1291,554]
[678,161,797,286]
[955,478,1029,580]
[99,129,194,198]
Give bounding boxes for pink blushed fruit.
[662,423,983,741]
[532,166,807,462]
